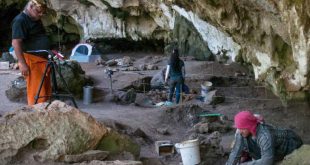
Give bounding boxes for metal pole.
[109,74,113,94]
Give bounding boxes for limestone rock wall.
[171,0,310,100]
[46,0,310,101]
[1,0,309,100]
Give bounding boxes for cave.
[0,3,22,52]
[0,1,309,164]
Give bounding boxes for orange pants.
[24,53,52,105]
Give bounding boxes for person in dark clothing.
[12,0,51,105]
[164,48,185,104]
[226,111,303,165]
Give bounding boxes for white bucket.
[175,139,200,165]
[201,81,212,96]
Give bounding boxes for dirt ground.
[0,52,309,165]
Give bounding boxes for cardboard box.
[155,140,174,156]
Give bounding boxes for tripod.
[30,50,78,108]
[105,69,113,94]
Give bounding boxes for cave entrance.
[0,3,22,52]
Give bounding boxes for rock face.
[1,0,309,101]
[49,0,310,101]
[5,61,91,102]
[57,60,93,98]
[5,76,27,103]
[0,100,107,164]
[280,145,310,165]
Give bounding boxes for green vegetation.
[96,131,140,159]
[263,67,288,105]
[272,34,294,67]
[169,14,212,60]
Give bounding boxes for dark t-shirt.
[12,12,50,54]
[168,59,184,79]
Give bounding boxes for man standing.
[12,0,51,105]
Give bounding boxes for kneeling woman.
[226,111,303,165]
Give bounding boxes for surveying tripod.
[27,50,78,108]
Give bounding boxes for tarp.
[70,43,101,63]
[71,43,100,56]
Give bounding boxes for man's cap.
[31,0,47,8]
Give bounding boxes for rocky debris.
[196,131,226,164]
[5,61,86,99]
[150,68,166,89]
[105,93,119,103]
[160,104,205,127]
[147,90,168,103]
[63,150,109,163]
[106,59,118,66]
[185,131,225,164]
[182,93,196,102]
[208,120,231,133]
[120,64,158,71]
[280,145,310,165]
[134,93,155,108]
[0,100,107,165]
[193,120,231,134]
[123,77,152,92]
[58,60,93,98]
[146,64,158,70]
[5,76,27,102]
[194,122,209,134]
[139,64,147,71]
[101,120,152,145]
[133,128,150,142]
[209,76,252,87]
[156,127,170,135]
[109,89,137,104]
[201,131,225,155]
[234,71,246,77]
[139,64,159,71]
[140,157,164,165]
[108,151,136,161]
[101,120,132,134]
[116,56,134,67]
[135,56,164,65]
[120,66,140,71]
[75,160,142,165]
[1,52,15,64]
[96,59,106,66]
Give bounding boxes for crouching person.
[226,111,303,165]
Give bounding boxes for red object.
[234,111,258,135]
[51,50,64,60]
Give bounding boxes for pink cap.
[234,111,259,135]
